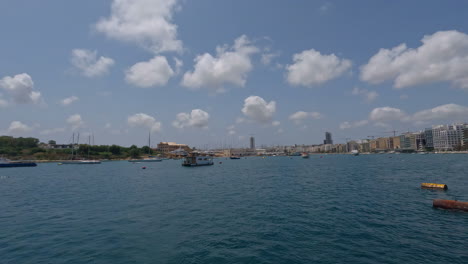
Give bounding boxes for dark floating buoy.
[219,162,222,164]
[142,166,146,169]
[421,183,447,190]
[433,199,468,212]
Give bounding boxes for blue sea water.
[0,155,467,264]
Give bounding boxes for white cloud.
[7,121,32,135]
[261,52,279,65]
[286,49,351,87]
[0,73,43,104]
[182,35,259,93]
[172,109,210,129]
[369,107,407,123]
[60,96,79,106]
[0,94,9,107]
[227,125,236,135]
[272,121,281,126]
[127,113,161,132]
[71,49,114,77]
[67,114,84,130]
[361,30,468,89]
[125,56,175,87]
[104,123,112,129]
[95,0,182,54]
[289,111,323,124]
[411,104,468,122]
[241,96,276,124]
[351,87,378,103]
[339,120,369,130]
[40,127,66,135]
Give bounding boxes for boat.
[60,133,101,165]
[301,152,309,158]
[0,158,37,167]
[182,152,214,167]
[129,132,162,162]
[230,156,241,159]
[351,150,359,156]
[128,157,162,162]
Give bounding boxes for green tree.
[109,145,121,155]
[129,148,140,158]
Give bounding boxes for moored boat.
[0,158,37,167]
[61,160,101,165]
[301,152,309,158]
[351,150,359,156]
[182,152,214,167]
[230,156,241,159]
[128,157,162,162]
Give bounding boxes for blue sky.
[1,0,468,148]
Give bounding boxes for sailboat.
[60,133,101,164]
[128,132,162,162]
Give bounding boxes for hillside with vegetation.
[0,136,160,160]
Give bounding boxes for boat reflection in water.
[0,158,37,167]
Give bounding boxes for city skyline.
[2,1,468,147]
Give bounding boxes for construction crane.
[383,130,398,137]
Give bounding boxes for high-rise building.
[424,128,434,149]
[432,124,464,151]
[324,132,333,145]
[249,136,255,149]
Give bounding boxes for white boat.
[128,132,162,162]
[182,152,214,167]
[61,160,101,165]
[60,133,101,165]
[128,157,162,162]
[301,152,309,158]
[351,150,359,156]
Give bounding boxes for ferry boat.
[301,152,309,158]
[0,158,37,167]
[182,152,214,167]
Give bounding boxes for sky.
[1,0,468,148]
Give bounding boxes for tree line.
[0,136,160,160]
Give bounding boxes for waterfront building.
[347,140,359,152]
[157,142,191,153]
[369,140,377,151]
[249,136,255,150]
[324,132,333,145]
[464,124,468,146]
[424,128,434,149]
[376,137,389,151]
[392,136,403,149]
[359,140,370,153]
[432,124,464,151]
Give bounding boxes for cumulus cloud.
[289,111,323,124]
[241,96,276,124]
[60,96,79,106]
[286,49,351,87]
[261,52,279,65]
[369,107,407,123]
[352,87,378,103]
[361,30,468,89]
[0,73,43,104]
[40,127,66,135]
[67,114,84,130]
[127,113,162,132]
[172,109,210,129]
[7,121,32,135]
[227,125,237,135]
[125,56,175,87]
[411,104,468,122]
[272,121,281,126]
[182,35,259,93]
[95,0,182,54]
[339,120,369,130]
[71,49,114,77]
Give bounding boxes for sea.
[0,154,467,264]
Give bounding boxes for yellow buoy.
[421,183,447,190]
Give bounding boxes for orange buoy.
[433,199,468,212]
[421,183,447,190]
